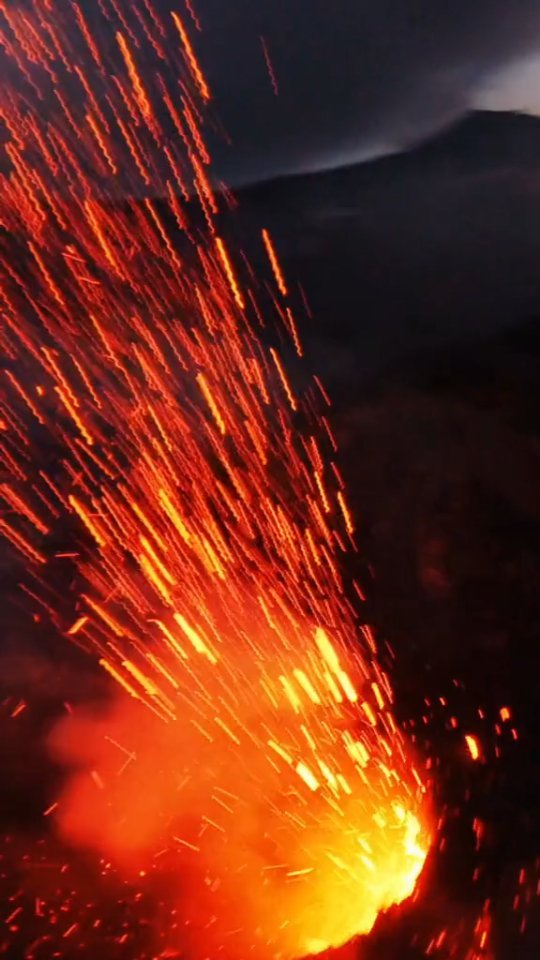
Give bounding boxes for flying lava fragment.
[0,1,432,957]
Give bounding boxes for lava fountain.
[0,1,432,956]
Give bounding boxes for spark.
[465,734,481,762]
[215,236,245,308]
[116,32,153,121]
[262,228,288,296]
[171,11,210,102]
[66,615,89,636]
[260,35,279,95]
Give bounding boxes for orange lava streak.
[116,31,153,121]
[215,235,245,308]
[270,346,298,412]
[171,11,211,102]
[262,228,288,296]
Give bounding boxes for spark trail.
[0,2,431,957]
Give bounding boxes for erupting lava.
[0,1,431,957]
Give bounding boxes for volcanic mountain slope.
[106,110,540,384]
[231,110,540,383]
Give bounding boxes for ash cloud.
[184,0,540,184]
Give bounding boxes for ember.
[0,1,431,957]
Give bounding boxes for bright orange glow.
[465,734,481,761]
[0,2,432,958]
[50,648,429,958]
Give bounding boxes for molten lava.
[0,1,432,957]
[49,631,428,958]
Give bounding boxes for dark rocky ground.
[336,319,540,959]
